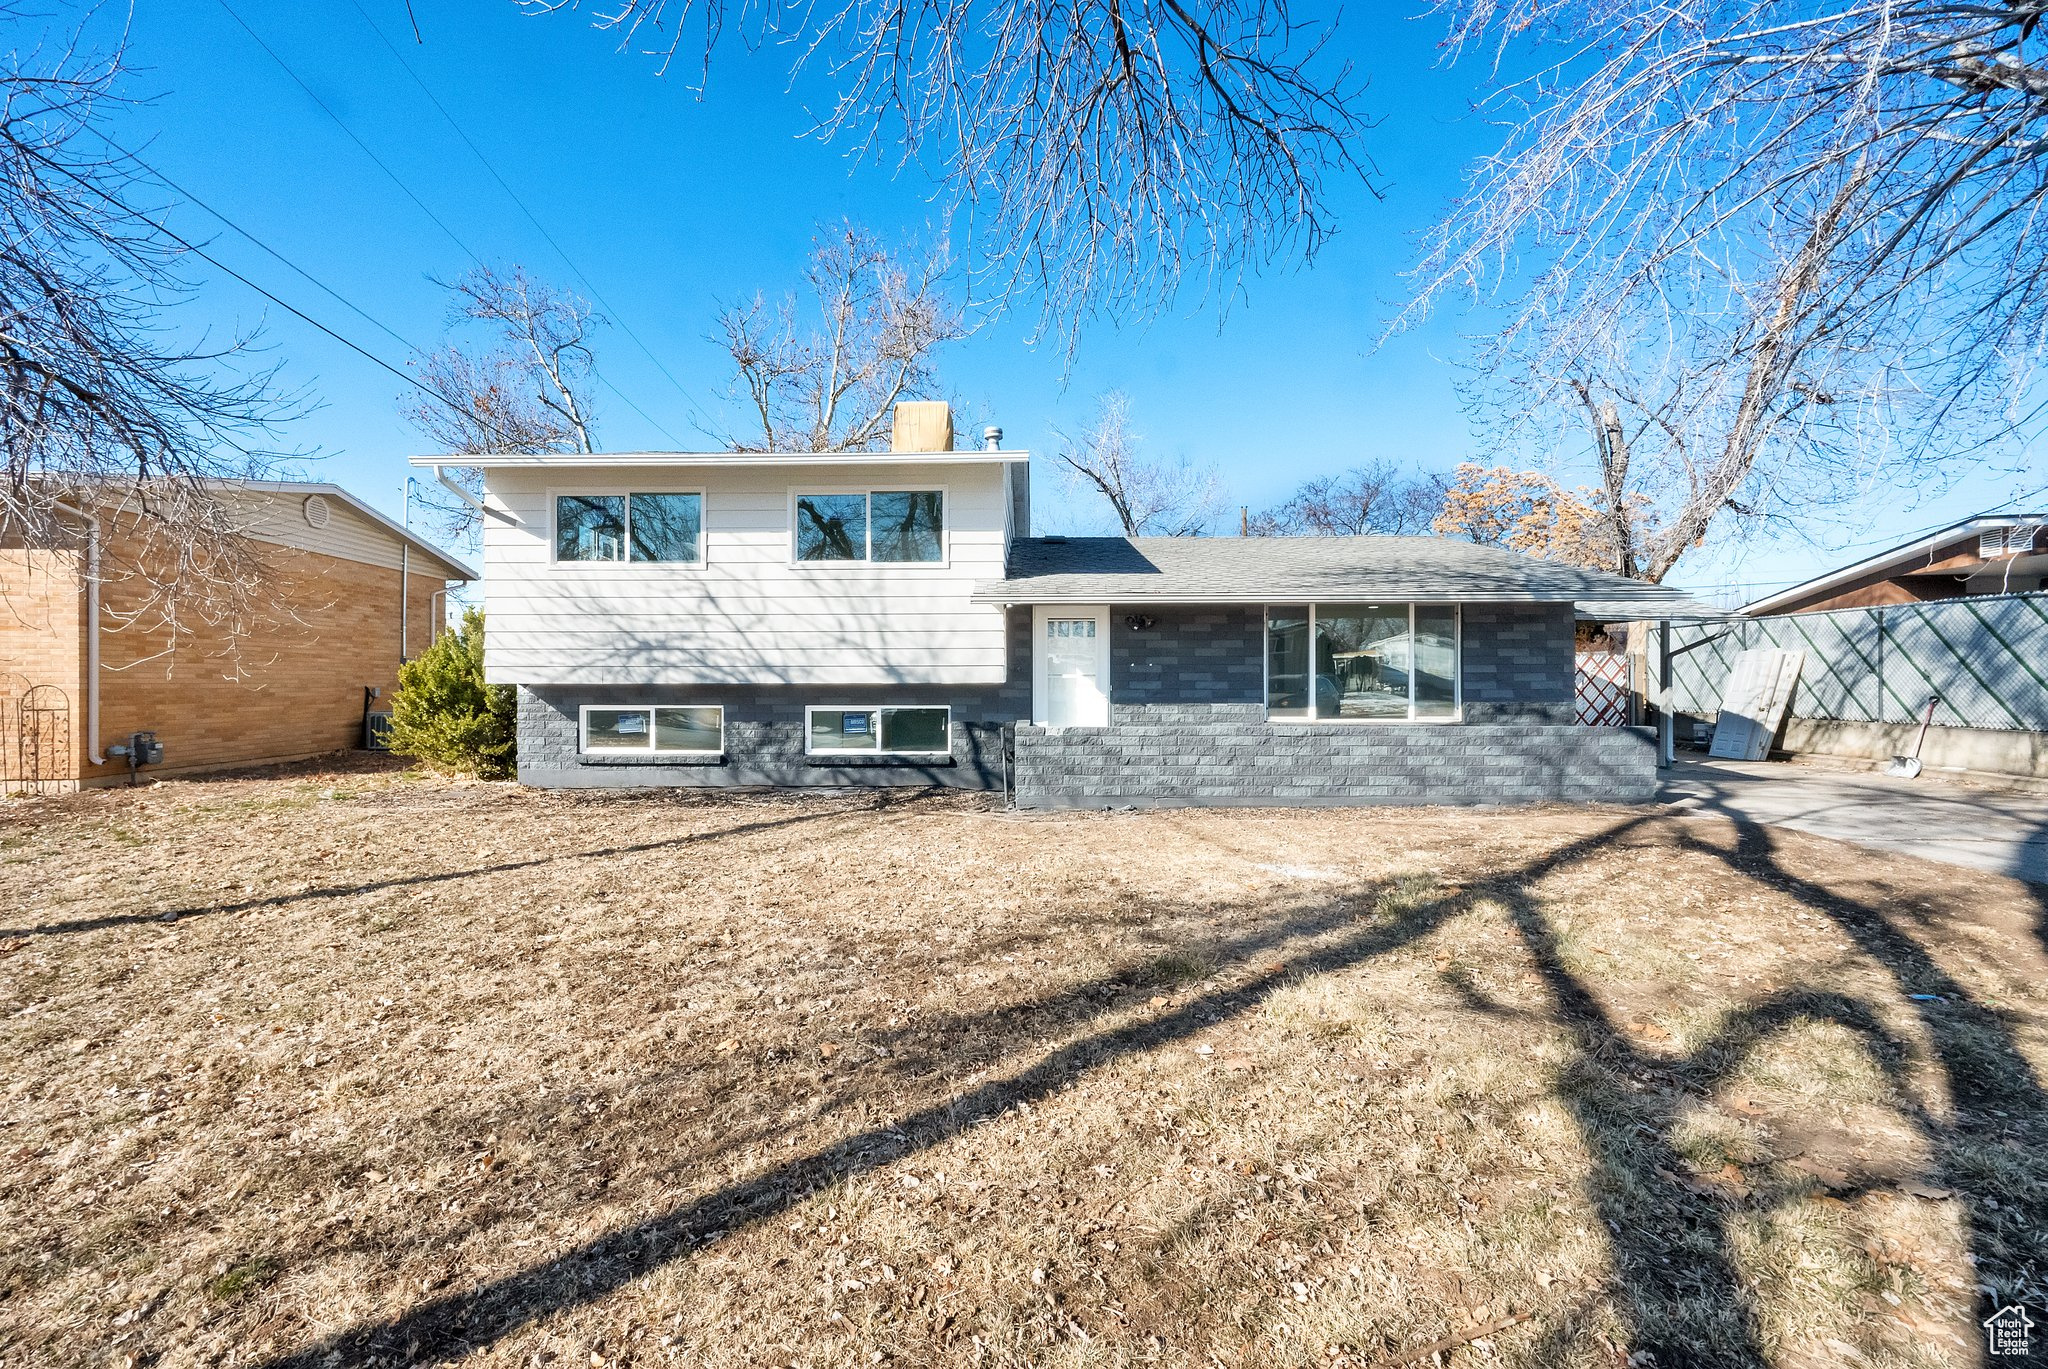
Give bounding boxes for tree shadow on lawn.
[1680,816,2048,1331]
[0,797,884,941]
[238,810,2036,1369]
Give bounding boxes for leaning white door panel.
[1033,606,1110,726]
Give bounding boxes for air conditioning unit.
[364,711,395,751]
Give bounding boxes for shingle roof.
[972,536,1724,618]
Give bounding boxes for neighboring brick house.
[433,402,1713,808]
[1742,513,2046,615]
[1,480,474,789]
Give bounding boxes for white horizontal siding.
[482,462,1012,686]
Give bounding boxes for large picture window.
[555,493,702,564]
[579,705,724,754]
[1265,605,1460,721]
[794,491,944,563]
[804,706,952,755]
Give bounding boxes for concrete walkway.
[1662,758,2048,886]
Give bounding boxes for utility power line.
[342,0,715,433]
[94,131,425,360]
[34,146,493,443]
[212,0,692,449]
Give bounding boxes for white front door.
[1034,606,1110,726]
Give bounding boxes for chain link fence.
[1669,592,2048,733]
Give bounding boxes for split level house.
[1,480,474,789]
[423,403,1712,809]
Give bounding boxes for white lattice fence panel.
[1575,652,1632,727]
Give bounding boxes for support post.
[1658,618,1674,768]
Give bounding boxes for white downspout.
[50,500,105,766]
[400,543,410,662]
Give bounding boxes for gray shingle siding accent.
[1460,602,1577,724]
[1112,606,1265,704]
[514,610,1031,789]
[513,599,1636,802]
[1013,717,1655,809]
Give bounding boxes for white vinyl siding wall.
[481,461,1013,686]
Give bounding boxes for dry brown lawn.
[1,759,2044,1369]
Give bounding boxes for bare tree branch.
[0,5,299,660]
[711,223,965,453]
[1053,390,1222,535]
[402,266,602,541]
[1400,0,2048,578]
[515,0,1371,339]
[1248,460,1443,535]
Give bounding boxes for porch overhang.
[973,535,1723,619]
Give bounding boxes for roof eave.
[228,479,477,581]
[408,449,1031,469]
[971,586,1723,616]
[1739,514,2046,615]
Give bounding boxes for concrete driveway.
[1662,758,2048,886]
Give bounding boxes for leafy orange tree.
[1431,464,1656,574]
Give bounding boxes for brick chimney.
[890,401,953,453]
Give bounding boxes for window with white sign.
[579,705,724,754]
[804,706,952,755]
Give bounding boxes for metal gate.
[7,684,72,795]
[1575,652,1632,727]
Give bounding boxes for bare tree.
[714,225,965,453]
[1053,392,1222,537]
[403,266,602,540]
[0,7,294,650]
[1249,460,1442,536]
[1402,0,2048,580]
[515,0,1369,337]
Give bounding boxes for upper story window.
[794,490,944,564]
[1266,604,1460,721]
[555,493,702,564]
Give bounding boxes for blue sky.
[92,0,2038,604]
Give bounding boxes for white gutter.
[408,449,1032,469]
[433,465,517,527]
[50,500,105,766]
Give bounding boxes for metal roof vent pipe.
[984,425,1003,451]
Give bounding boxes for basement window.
[805,706,951,755]
[579,705,724,754]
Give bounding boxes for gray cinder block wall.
[1013,708,1657,808]
[514,611,1030,789]
[512,599,1656,804]
[1013,601,1655,808]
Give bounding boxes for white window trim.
[548,488,708,569]
[787,486,951,569]
[1262,603,1463,724]
[1031,605,1111,726]
[578,704,725,754]
[802,705,954,756]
